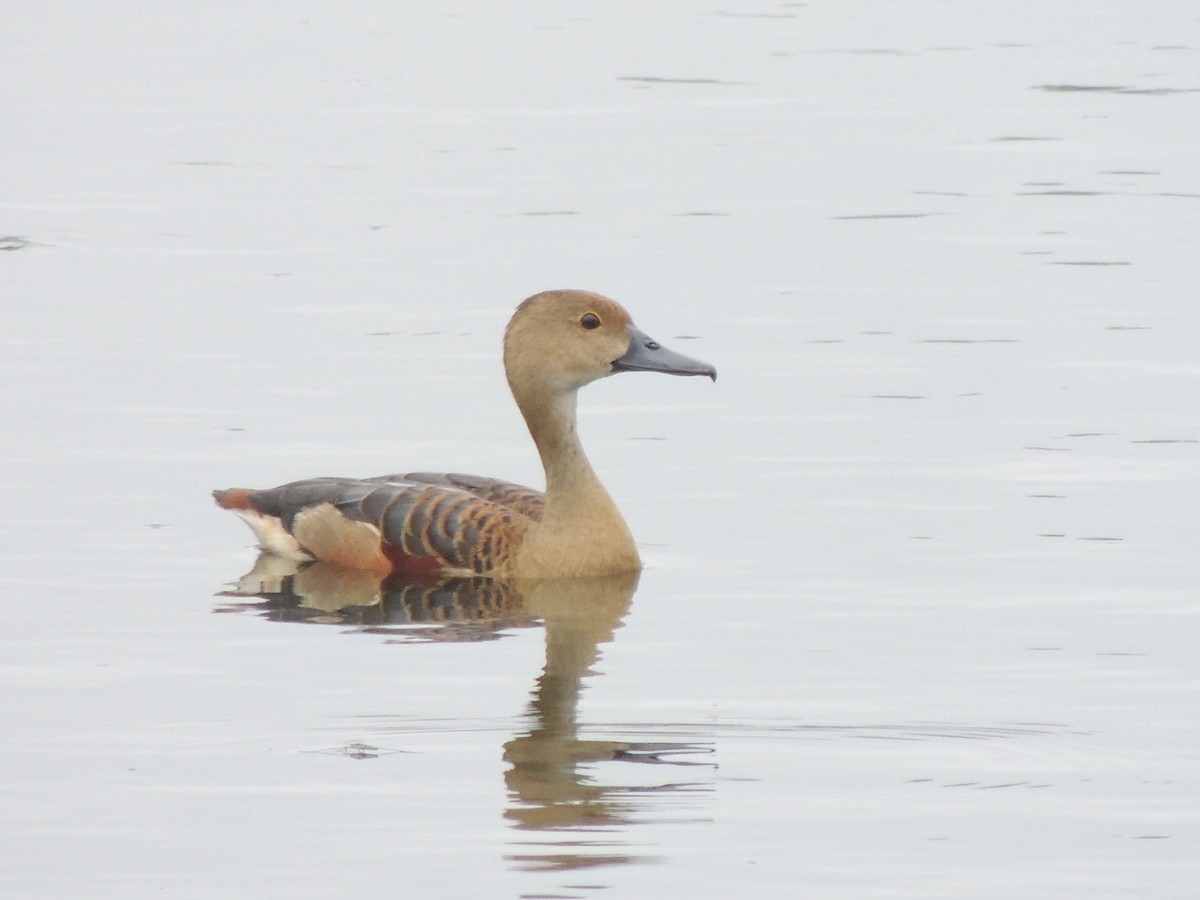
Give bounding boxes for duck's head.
[503,289,717,395]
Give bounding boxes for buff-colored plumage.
[214,289,715,579]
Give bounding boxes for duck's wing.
[213,474,539,577]
[377,472,545,522]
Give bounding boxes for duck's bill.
[611,326,717,381]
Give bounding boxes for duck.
[213,289,716,579]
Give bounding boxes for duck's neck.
[525,389,595,498]
[514,385,640,576]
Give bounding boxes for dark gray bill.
[611,325,717,381]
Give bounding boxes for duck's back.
[214,473,542,578]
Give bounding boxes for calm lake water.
[3,2,1198,897]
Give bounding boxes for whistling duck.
[213,289,716,579]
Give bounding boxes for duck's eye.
[580,312,601,330]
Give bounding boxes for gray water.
[2,2,1198,897]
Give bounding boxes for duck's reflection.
[218,557,713,873]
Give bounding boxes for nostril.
[645,340,660,351]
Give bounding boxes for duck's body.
[214,290,715,579]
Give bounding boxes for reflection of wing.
[214,472,542,576]
[217,555,536,639]
[373,577,532,631]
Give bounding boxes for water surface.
[2,2,1197,898]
